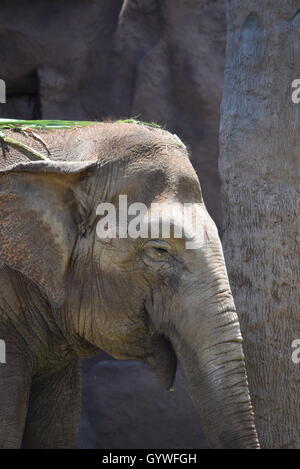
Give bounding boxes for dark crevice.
[5,69,41,119]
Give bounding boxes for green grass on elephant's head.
[0,119,96,131]
[0,118,186,150]
[0,118,161,131]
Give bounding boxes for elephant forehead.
[120,157,202,204]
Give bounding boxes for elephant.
[0,121,259,448]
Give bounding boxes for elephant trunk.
[168,299,259,449]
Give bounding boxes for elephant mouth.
[144,333,178,391]
[142,303,177,390]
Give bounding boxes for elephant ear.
[0,160,98,306]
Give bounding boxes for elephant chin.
[144,335,177,391]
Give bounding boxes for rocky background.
[0,0,226,448]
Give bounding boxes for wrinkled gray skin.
[0,123,259,448]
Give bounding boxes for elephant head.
[0,123,259,448]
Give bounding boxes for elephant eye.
[143,240,172,262]
[154,247,168,254]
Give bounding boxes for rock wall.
[0,0,226,448]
